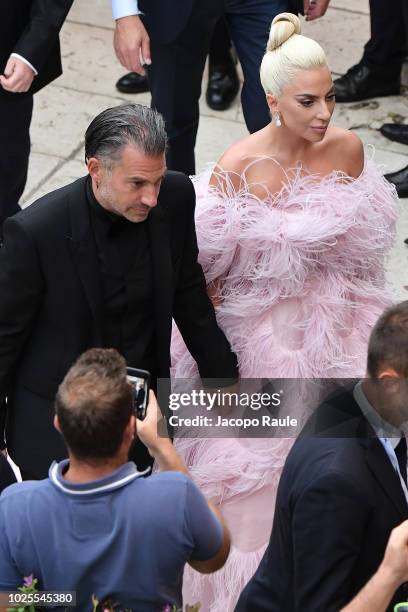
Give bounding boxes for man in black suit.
[334,0,407,103]
[111,0,329,175]
[0,0,74,230]
[0,103,238,480]
[236,301,408,612]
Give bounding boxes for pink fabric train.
[171,158,399,611]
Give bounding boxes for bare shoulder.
[325,127,364,178]
[210,132,264,190]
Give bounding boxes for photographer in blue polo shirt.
[0,348,230,611]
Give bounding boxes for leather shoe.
[116,72,149,94]
[380,123,408,145]
[206,65,239,111]
[384,165,408,198]
[334,62,400,103]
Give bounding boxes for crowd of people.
[0,1,408,611]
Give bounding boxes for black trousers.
[209,17,233,70]
[0,92,33,227]
[147,0,289,175]
[362,0,408,79]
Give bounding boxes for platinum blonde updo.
[260,13,328,97]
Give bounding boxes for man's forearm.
[341,566,400,612]
[150,439,190,476]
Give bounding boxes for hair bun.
[267,13,302,51]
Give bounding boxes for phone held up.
[126,367,150,421]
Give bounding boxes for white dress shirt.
[9,53,38,75]
[354,381,408,504]
[112,0,141,20]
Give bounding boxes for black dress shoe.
[380,123,408,145]
[116,72,149,94]
[384,165,408,198]
[333,62,400,103]
[206,65,239,111]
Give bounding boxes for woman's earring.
[274,112,282,127]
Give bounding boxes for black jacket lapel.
[67,177,103,339]
[365,437,408,519]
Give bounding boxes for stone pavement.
[22,0,407,299]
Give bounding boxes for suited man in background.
[0,0,74,232]
[0,103,238,480]
[236,301,408,612]
[112,0,330,175]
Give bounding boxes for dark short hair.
[84,103,167,167]
[55,349,132,461]
[367,301,408,378]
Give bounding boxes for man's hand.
[380,520,408,586]
[136,390,169,457]
[304,0,330,21]
[113,15,151,75]
[0,57,35,93]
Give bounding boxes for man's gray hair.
[84,103,167,167]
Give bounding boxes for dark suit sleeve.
[173,178,238,380]
[0,218,44,448]
[292,471,370,611]
[0,455,16,494]
[12,0,74,73]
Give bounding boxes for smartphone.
[126,367,150,421]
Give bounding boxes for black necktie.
[395,436,407,485]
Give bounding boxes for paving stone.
[31,85,126,159]
[67,0,113,30]
[59,21,129,98]
[195,115,248,173]
[24,160,85,206]
[21,153,64,205]
[352,128,408,157]
[302,10,370,76]
[329,0,369,14]
[333,96,408,130]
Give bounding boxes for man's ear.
[378,368,402,392]
[54,414,61,433]
[124,415,136,443]
[86,157,103,183]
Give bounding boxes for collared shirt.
[0,460,223,611]
[111,0,141,20]
[354,381,408,503]
[87,178,157,376]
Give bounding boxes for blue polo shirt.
[0,461,223,611]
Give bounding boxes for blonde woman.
[171,13,399,611]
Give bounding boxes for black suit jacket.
[236,388,408,612]
[139,0,304,44]
[0,0,73,94]
[0,172,237,475]
[0,455,16,494]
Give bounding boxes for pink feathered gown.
[171,158,399,611]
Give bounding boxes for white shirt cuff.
[10,53,38,76]
[112,0,141,20]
